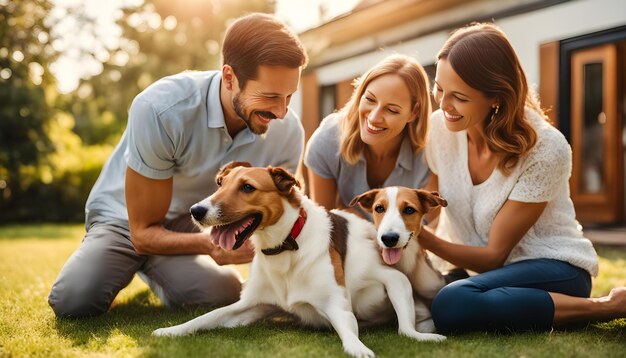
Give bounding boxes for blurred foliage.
[60,0,273,145]
[1,0,274,223]
[0,0,59,222]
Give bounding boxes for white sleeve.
[424,112,442,175]
[509,132,571,203]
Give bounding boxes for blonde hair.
[437,22,548,174]
[339,54,432,164]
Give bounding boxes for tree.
[61,0,274,145]
[0,0,59,220]
[0,0,276,222]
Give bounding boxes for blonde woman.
[305,54,432,219]
[421,22,626,333]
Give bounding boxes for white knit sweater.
[426,109,598,276]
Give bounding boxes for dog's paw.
[416,319,436,333]
[152,327,184,337]
[343,341,375,358]
[400,329,446,342]
[419,332,446,342]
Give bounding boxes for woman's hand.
[418,199,547,273]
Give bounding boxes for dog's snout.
[190,204,208,221]
[381,233,399,247]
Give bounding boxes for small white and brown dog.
[350,187,448,333]
[153,162,445,357]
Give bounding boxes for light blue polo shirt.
[85,71,304,224]
[304,112,430,220]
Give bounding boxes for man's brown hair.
[222,13,308,90]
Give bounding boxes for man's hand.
[206,237,255,265]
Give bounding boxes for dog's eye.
[241,184,256,193]
[403,207,416,215]
[374,205,385,213]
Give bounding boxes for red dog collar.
[262,208,307,255]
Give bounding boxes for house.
[289,0,626,226]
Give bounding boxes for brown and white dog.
[153,162,445,357]
[350,187,448,333]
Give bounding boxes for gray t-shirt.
[304,112,430,219]
[86,70,304,225]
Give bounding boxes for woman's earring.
[490,105,500,122]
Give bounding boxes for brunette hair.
[339,54,432,164]
[222,13,308,89]
[437,22,547,174]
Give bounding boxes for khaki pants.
[48,216,242,318]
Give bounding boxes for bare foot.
[606,287,626,317]
[593,287,626,319]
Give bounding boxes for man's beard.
[233,94,269,135]
[233,93,279,135]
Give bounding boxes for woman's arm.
[307,169,339,211]
[419,199,547,273]
[307,169,367,218]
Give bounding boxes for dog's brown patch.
[349,189,381,210]
[210,164,301,229]
[396,189,428,233]
[328,212,348,287]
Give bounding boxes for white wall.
[497,0,626,89]
[290,0,626,118]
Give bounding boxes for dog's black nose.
[190,204,208,221]
[381,232,399,247]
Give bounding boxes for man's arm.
[125,166,253,264]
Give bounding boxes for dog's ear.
[268,166,300,193]
[349,189,380,210]
[216,161,251,186]
[415,190,448,211]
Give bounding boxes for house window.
[543,25,626,225]
[320,84,336,120]
[580,62,605,194]
[423,63,437,110]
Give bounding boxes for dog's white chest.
[252,253,341,326]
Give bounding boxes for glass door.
[570,43,623,223]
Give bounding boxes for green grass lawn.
[0,224,624,357]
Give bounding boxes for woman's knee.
[431,279,483,333]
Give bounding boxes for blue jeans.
[431,259,591,333]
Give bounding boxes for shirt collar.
[207,72,226,129]
[206,72,256,145]
[396,136,414,171]
[358,135,414,171]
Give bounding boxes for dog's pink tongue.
[218,230,236,250]
[209,226,237,250]
[382,248,402,265]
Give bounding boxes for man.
[48,13,308,317]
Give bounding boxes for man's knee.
[47,223,141,318]
[215,268,243,305]
[163,266,243,308]
[48,281,111,318]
